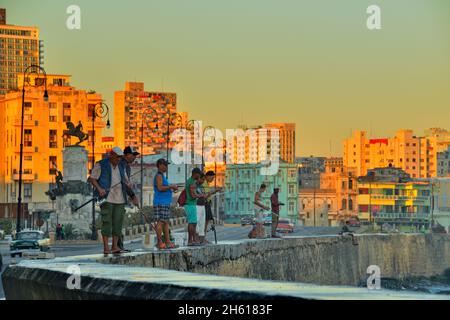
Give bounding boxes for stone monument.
[46,145,95,238]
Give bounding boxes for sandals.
[157,242,167,250]
[166,242,179,249]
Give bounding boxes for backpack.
[177,189,187,207]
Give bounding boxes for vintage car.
[276,219,295,233]
[10,230,51,258]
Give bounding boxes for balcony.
[12,173,35,181]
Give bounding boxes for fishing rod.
[73,169,144,212]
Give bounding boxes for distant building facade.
[356,167,432,226]
[225,162,299,221]
[0,9,43,95]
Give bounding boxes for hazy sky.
[3,0,450,156]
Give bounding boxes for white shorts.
[255,208,264,224]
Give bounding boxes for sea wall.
[105,234,450,286]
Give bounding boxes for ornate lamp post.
[140,105,159,211]
[90,102,110,240]
[164,110,183,179]
[17,65,48,235]
[185,120,197,183]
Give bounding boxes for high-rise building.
[0,73,105,218]
[227,123,295,165]
[265,123,296,164]
[114,82,181,155]
[343,129,443,178]
[0,9,43,95]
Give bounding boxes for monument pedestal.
[49,146,97,238]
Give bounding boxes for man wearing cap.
[153,158,179,249]
[117,146,140,251]
[88,147,138,255]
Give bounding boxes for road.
[0,225,341,299]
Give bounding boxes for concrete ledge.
[2,234,450,300]
[2,253,448,300]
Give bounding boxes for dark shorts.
[205,202,213,221]
[154,204,171,221]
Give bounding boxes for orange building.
[114,82,183,156]
[0,73,106,218]
[343,129,444,178]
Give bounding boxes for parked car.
[277,219,295,233]
[10,230,51,258]
[346,217,361,227]
[4,234,13,244]
[263,213,272,226]
[240,216,255,226]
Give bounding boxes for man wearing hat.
[117,146,141,251]
[153,158,179,249]
[88,147,138,255]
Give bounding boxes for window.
[24,183,32,199]
[49,130,57,148]
[358,188,369,194]
[359,205,369,212]
[348,199,353,210]
[63,103,71,122]
[24,155,32,161]
[49,115,57,122]
[24,129,32,147]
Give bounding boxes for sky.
[3,0,450,157]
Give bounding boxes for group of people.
[88,145,285,255]
[184,168,221,246]
[55,223,66,241]
[249,183,284,239]
[87,145,222,254]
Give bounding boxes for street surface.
[0,225,342,299]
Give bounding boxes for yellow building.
[0,73,106,218]
[0,9,42,95]
[344,129,442,178]
[114,82,180,156]
[356,167,431,226]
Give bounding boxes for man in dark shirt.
[270,188,284,238]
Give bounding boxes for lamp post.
[185,120,197,183]
[202,126,216,171]
[17,65,48,235]
[140,105,159,211]
[90,102,110,240]
[164,110,182,180]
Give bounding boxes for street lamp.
[164,110,183,179]
[185,120,197,183]
[90,102,110,240]
[140,105,159,211]
[17,65,48,235]
[202,125,216,171]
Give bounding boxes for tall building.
[437,146,450,177]
[0,9,43,95]
[224,162,299,222]
[114,82,180,155]
[343,129,443,178]
[296,156,326,189]
[265,123,296,163]
[227,123,295,165]
[0,73,106,218]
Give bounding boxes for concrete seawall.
[104,234,450,286]
[2,234,450,299]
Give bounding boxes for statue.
[55,170,63,190]
[62,121,88,146]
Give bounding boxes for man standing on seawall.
[88,147,138,256]
[270,188,284,238]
